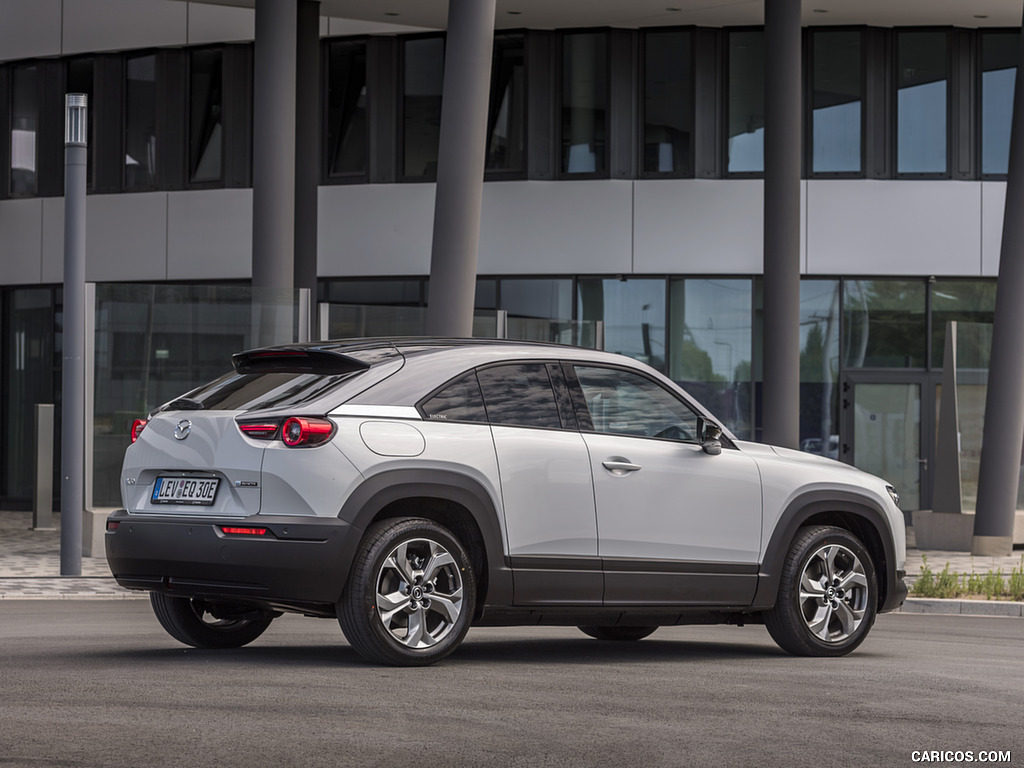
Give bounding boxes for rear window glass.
[165,370,361,412]
[420,372,487,423]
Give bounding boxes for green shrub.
[911,554,1024,600]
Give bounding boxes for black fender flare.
[336,469,513,608]
[752,490,906,613]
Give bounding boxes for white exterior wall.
[0,179,1007,285]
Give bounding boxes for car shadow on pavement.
[453,636,785,665]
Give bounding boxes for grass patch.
[910,555,1024,600]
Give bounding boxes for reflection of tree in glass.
[844,280,926,368]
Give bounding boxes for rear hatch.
[120,343,403,516]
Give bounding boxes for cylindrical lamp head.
[65,93,88,147]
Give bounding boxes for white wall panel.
[633,179,769,274]
[85,193,167,281]
[167,189,252,280]
[806,180,982,276]
[0,199,43,284]
[0,0,61,61]
[62,0,187,55]
[318,184,435,276]
[479,180,633,275]
[981,182,1006,277]
[187,2,255,44]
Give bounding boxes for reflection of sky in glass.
[814,102,860,173]
[671,279,751,383]
[728,128,763,173]
[579,280,665,370]
[983,68,1014,175]
[898,81,946,173]
[576,367,698,441]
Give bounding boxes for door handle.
[602,459,642,475]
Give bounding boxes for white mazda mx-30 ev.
[106,338,907,666]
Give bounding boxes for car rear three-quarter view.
[106,338,907,666]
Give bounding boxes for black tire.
[765,525,878,657]
[149,593,273,649]
[578,625,658,642]
[338,517,476,666]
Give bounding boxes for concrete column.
[972,9,1024,556]
[761,0,802,448]
[294,0,320,296]
[425,0,497,337]
[252,0,297,294]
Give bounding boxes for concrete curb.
[899,597,1024,618]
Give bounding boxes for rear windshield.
[161,370,362,413]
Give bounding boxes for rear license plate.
[152,477,219,506]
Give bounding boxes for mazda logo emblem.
[174,419,192,440]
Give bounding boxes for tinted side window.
[420,372,487,423]
[477,364,562,429]
[574,366,699,441]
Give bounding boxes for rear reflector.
[106,521,120,532]
[220,526,269,536]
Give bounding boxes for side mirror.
[699,420,723,456]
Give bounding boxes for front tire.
[578,626,658,642]
[149,593,274,649]
[338,517,476,666]
[765,525,877,657]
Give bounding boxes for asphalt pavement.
[0,602,1020,768]
[1,510,1023,617]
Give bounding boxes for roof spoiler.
[232,347,372,375]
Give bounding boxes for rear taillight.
[130,419,148,443]
[237,421,280,440]
[236,417,334,447]
[282,417,334,447]
[220,525,269,536]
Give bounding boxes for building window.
[668,278,753,439]
[642,28,694,176]
[189,49,223,184]
[843,279,926,368]
[124,53,158,189]
[810,29,863,175]
[560,31,609,176]
[896,30,949,176]
[402,36,444,180]
[930,279,996,368]
[486,33,526,175]
[981,31,1017,177]
[726,29,764,174]
[578,278,665,370]
[325,40,367,179]
[10,64,38,196]
[798,280,841,457]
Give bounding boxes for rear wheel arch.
[754,492,897,612]
[339,470,512,613]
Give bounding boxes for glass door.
[843,377,926,512]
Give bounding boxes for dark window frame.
[893,27,953,180]
[322,36,370,185]
[723,26,765,179]
[397,32,446,183]
[185,45,227,190]
[556,27,612,181]
[639,25,697,180]
[977,28,1018,181]
[483,30,529,182]
[806,25,868,180]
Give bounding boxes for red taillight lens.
[130,419,148,443]
[281,416,334,447]
[237,421,280,440]
[220,526,269,536]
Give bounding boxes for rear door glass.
[476,363,563,429]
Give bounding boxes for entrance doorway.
[841,373,936,513]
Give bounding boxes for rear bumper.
[104,510,359,608]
